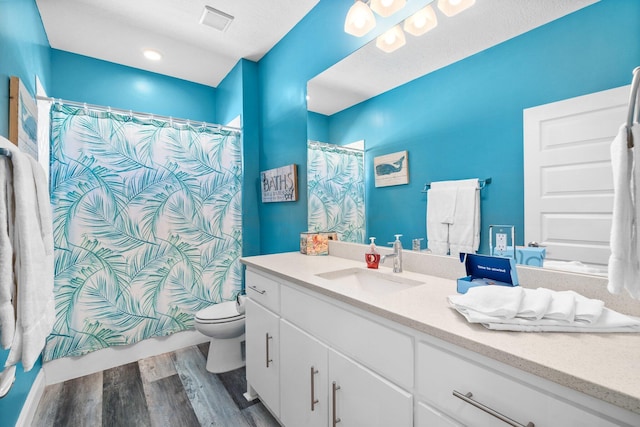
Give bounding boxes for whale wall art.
[374,150,409,187]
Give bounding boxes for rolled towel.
[448,286,524,319]
[517,288,552,320]
[543,290,576,322]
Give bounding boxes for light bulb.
[404,5,437,36]
[345,1,376,37]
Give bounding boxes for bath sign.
[374,150,409,187]
[261,164,298,202]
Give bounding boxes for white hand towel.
[0,157,15,349]
[448,285,524,319]
[448,179,480,256]
[1,136,55,371]
[543,290,576,322]
[427,187,457,255]
[607,124,637,297]
[517,288,552,320]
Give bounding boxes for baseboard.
[16,369,45,427]
[43,329,209,385]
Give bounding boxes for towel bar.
[422,177,491,193]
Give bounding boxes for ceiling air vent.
[199,6,234,32]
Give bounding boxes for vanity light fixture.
[370,0,406,18]
[344,0,377,37]
[437,0,476,17]
[376,24,406,53]
[143,49,162,61]
[199,5,234,32]
[403,5,438,36]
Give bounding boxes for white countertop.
[241,251,640,415]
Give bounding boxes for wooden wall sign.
[261,164,298,203]
[9,76,38,158]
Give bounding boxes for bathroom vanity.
[241,244,640,427]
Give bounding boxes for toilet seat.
[196,301,244,324]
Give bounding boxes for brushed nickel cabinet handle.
[332,381,341,426]
[265,333,273,368]
[249,285,266,294]
[310,366,319,411]
[453,390,535,427]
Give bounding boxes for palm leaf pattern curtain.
[44,103,242,360]
[307,141,365,243]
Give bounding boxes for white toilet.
[194,299,245,373]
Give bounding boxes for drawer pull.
[265,333,273,368]
[332,381,341,426]
[453,390,535,427]
[248,285,266,295]
[310,366,319,411]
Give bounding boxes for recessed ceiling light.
[143,49,162,61]
[200,5,234,32]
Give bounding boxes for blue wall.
[216,59,262,257]
[260,0,640,254]
[0,0,50,425]
[50,49,216,122]
[307,111,330,143]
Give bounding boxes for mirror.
[307,0,622,276]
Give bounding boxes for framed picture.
[374,150,409,187]
[9,76,38,159]
[261,164,298,202]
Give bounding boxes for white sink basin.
[315,267,424,295]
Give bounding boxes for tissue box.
[457,253,519,294]
[506,246,546,267]
[300,232,338,255]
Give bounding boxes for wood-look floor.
[32,343,281,427]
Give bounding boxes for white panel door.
[523,85,630,270]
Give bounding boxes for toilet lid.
[196,301,243,322]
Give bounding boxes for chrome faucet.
[381,234,403,273]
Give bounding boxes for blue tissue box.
[505,246,546,267]
[457,253,519,294]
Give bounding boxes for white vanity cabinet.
[415,339,634,427]
[279,319,412,427]
[280,320,328,427]
[245,270,281,417]
[245,268,413,427]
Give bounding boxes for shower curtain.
[44,103,242,360]
[307,141,365,243]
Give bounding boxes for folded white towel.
[448,285,523,319]
[607,123,638,298]
[517,288,552,320]
[543,290,576,322]
[483,308,640,333]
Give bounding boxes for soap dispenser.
[366,237,380,269]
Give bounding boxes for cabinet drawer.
[416,341,625,427]
[281,285,413,389]
[245,269,280,313]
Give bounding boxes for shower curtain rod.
[308,140,364,153]
[35,96,242,133]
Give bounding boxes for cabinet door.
[328,349,412,427]
[280,320,328,427]
[245,298,280,416]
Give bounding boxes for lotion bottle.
[366,237,380,269]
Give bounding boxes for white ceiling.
[36,0,320,87]
[308,0,599,116]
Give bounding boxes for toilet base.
[205,334,246,374]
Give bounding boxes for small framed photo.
[374,150,408,187]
